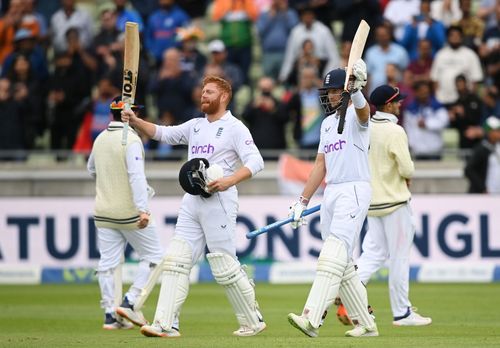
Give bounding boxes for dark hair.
[447,25,463,37]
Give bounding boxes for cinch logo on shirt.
[191,144,215,154]
[324,139,346,153]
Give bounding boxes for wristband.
[299,196,310,206]
[351,90,367,109]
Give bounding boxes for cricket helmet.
[178,158,212,198]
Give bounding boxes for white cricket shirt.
[153,111,264,177]
[318,105,370,184]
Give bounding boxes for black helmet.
[178,158,211,198]
[318,68,346,116]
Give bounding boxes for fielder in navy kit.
[121,76,266,338]
[288,60,379,338]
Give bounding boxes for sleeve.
[430,53,441,82]
[278,29,298,82]
[212,0,230,21]
[153,118,196,145]
[126,141,149,213]
[424,106,449,131]
[389,128,415,179]
[87,151,96,178]
[233,123,264,176]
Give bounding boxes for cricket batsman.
[287,60,379,338]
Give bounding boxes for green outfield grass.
[1,282,499,347]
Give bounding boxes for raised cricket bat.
[337,20,370,134]
[121,22,140,145]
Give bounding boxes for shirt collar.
[107,121,138,135]
[372,111,399,124]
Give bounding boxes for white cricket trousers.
[174,188,239,263]
[97,223,164,311]
[357,203,415,318]
[320,181,371,258]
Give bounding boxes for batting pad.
[339,262,375,328]
[207,253,263,331]
[153,238,192,330]
[304,236,347,328]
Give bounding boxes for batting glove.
[352,58,367,91]
[289,196,309,229]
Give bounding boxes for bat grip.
[337,115,345,134]
[337,91,350,134]
[121,103,131,146]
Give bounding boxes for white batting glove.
[352,58,367,91]
[289,196,309,229]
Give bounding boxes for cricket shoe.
[116,297,148,327]
[140,322,181,338]
[287,313,318,338]
[233,322,267,337]
[393,310,432,326]
[102,313,134,330]
[345,323,379,337]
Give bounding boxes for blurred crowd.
[0,0,499,168]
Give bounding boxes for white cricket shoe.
[393,311,432,326]
[140,323,181,338]
[233,322,267,337]
[287,313,318,338]
[345,323,379,337]
[116,306,148,327]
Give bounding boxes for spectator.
[1,28,48,82]
[430,25,483,106]
[449,74,486,153]
[256,0,299,80]
[89,77,120,141]
[465,116,500,193]
[0,0,25,64]
[50,0,93,53]
[454,0,485,52]
[212,0,259,85]
[47,52,91,152]
[150,48,197,126]
[286,65,323,150]
[242,76,289,155]
[430,0,462,27]
[93,8,121,80]
[206,40,244,97]
[383,0,420,42]
[0,78,25,155]
[404,81,449,160]
[5,53,44,148]
[365,24,409,94]
[286,38,325,88]
[400,0,446,60]
[114,0,144,33]
[279,7,340,85]
[176,25,206,76]
[407,39,433,83]
[145,0,190,64]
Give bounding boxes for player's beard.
[201,96,221,114]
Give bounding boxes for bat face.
[344,20,370,89]
[122,22,140,105]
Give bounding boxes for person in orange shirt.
[211,0,259,85]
